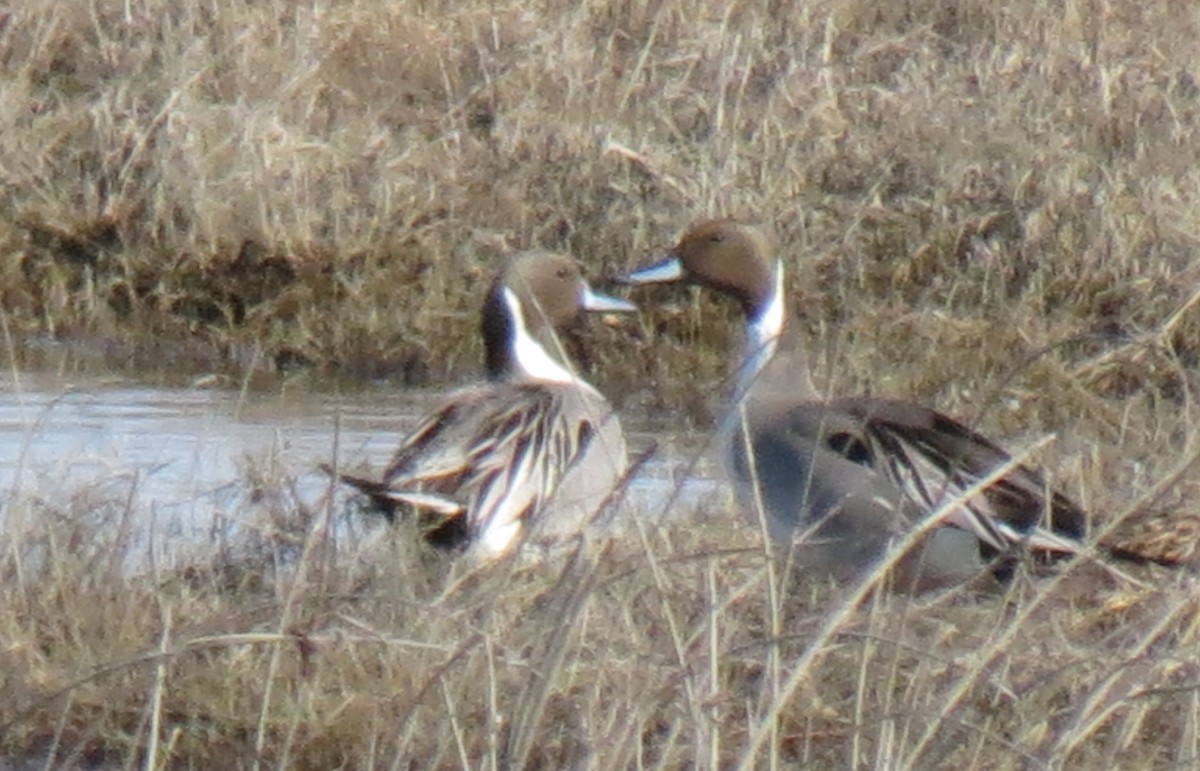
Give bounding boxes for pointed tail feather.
[321,464,464,520]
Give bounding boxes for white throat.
[735,259,786,406]
[719,260,786,445]
[502,287,580,385]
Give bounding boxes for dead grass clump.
[4,0,1200,417]
[2,472,1200,768]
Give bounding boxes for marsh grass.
[4,0,1200,767]
[2,455,1198,769]
[3,0,1200,407]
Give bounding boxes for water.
[0,369,723,563]
[0,369,725,771]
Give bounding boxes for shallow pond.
[0,368,723,565]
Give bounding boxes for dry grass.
[2,0,1198,403]
[3,0,1200,767]
[2,471,1198,770]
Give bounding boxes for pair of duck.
[338,220,1179,588]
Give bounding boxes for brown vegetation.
[3,0,1200,767]
[3,477,1197,769]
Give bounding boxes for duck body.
[733,394,1087,586]
[618,219,1094,587]
[349,380,625,556]
[338,250,632,559]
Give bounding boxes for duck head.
[616,219,779,321]
[481,250,635,382]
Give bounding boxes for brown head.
[617,218,805,405]
[481,250,635,380]
[616,219,777,319]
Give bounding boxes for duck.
[616,218,1176,589]
[335,249,635,559]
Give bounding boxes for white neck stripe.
[749,260,786,351]
[738,260,785,397]
[719,259,786,442]
[502,287,580,385]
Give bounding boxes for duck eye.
[708,233,725,244]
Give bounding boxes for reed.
[2,449,1196,768]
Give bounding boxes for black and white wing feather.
[347,382,606,555]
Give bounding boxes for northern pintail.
[617,219,1172,588]
[337,250,635,559]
